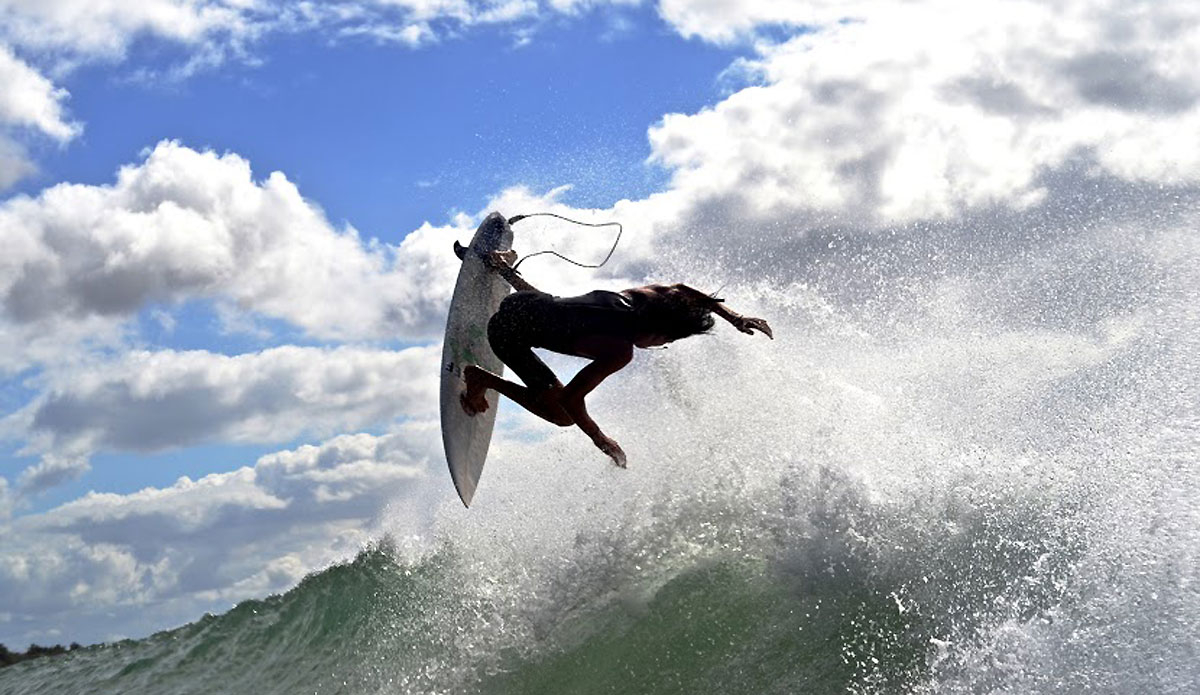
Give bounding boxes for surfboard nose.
[476,211,512,246]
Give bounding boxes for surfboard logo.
[444,328,487,380]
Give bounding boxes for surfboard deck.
[440,212,513,507]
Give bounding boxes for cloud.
[0,1,262,185]
[0,1,652,186]
[0,44,81,187]
[0,477,11,521]
[326,0,618,42]
[5,345,440,491]
[0,0,636,61]
[656,0,855,44]
[0,0,256,60]
[2,0,1198,651]
[640,1,1200,228]
[15,454,90,495]
[0,429,436,644]
[0,135,35,189]
[259,1,589,48]
[0,1,533,186]
[0,140,470,372]
[0,45,79,140]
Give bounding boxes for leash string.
[507,212,622,272]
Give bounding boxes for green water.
[2,482,1093,695]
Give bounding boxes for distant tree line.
[0,642,83,668]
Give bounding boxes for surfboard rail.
[439,212,513,507]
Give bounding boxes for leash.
[506,212,623,272]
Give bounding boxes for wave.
[3,456,1180,695]
[5,183,1198,694]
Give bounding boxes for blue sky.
[1,0,1196,648]
[2,5,740,515]
[17,7,734,239]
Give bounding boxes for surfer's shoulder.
[622,283,718,307]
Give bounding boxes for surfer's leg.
[462,365,573,426]
[474,293,572,424]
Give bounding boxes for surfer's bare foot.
[461,365,490,415]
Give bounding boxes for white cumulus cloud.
[0,45,78,140]
[0,0,258,186]
[0,429,435,644]
[0,141,469,373]
[4,345,440,495]
[643,0,1200,228]
[657,0,866,44]
[0,44,81,187]
[0,0,257,59]
[0,477,12,521]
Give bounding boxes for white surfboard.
[440,212,514,507]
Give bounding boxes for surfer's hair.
[636,284,717,342]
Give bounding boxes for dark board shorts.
[487,292,563,392]
[487,289,636,392]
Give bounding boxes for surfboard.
[440,212,514,507]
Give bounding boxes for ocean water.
[3,184,1197,694]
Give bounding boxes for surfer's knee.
[536,389,574,426]
[543,400,574,427]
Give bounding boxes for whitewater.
[2,183,1197,694]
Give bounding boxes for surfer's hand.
[485,250,518,271]
[594,435,627,468]
[732,314,773,339]
[461,390,489,416]
[460,366,490,415]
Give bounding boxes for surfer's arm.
[561,345,633,467]
[486,251,540,293]
[711,301,773,339]
[668,283,773,338]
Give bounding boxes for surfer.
[460,250,772,468]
